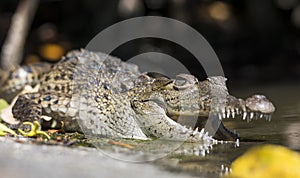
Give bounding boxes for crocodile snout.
[245,95,275,114]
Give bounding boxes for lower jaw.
[170,115,240,141]
[195,116,239,141]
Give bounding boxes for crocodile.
[0,49,275,142]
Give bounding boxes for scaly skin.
[3,49,275,142]
[0,63,52,102]
[129,73,274,141]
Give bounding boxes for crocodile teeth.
[226,109,230,118]
[222,108,226,119]
[231,108,235,118]
[236,138,240,147]
[265,114,269,121]
[250,112,254,119]
[255,113,259,120]
[243,112,247,120]
[205,131,209,137]
[218,113,222,120]
[200,128,204,134]
[194,127,199,132]
[265,114,272,121]
[193,127,199,135]
[268,115,272,121]
[260,114,263,118]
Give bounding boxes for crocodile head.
[131,73,275,141]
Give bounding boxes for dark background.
[0,0,300,86]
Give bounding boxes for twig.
[1,0,39,71]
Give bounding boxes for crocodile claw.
[18,121,50,139]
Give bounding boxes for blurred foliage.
[226,144,300,178]
[0,0,299,84]
[0,98,9,113]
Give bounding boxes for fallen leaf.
[109,140,134,149]
[225,144,300,178]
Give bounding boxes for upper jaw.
[215,94,275,121]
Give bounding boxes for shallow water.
[158,83,300,177]
[228,83,300,150]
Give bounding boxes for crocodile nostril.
[245,94,275,114]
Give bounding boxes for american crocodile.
[0,49,275,142]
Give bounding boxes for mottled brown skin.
[3,50,275,141]
[0,63,52,102]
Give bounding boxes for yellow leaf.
[225,144,300,178]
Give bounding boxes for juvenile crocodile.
[0,49,275,142]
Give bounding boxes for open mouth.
[174,115,239,142]
[169,94,275,142]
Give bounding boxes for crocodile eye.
[173,77,189,90]
[173,74,197,90]
[174,79,186,86]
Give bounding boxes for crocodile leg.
[8,92,50,138]
[12,92,73,131]
[12,93,42,124]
